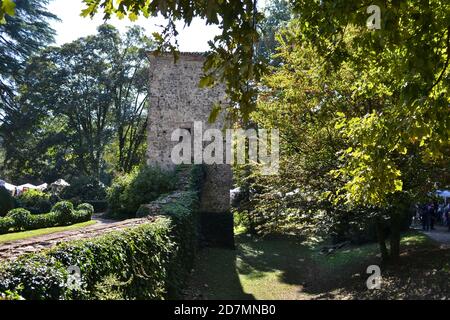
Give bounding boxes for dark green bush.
[0,187,14,217]
[0,217,15,234]
[107,166,176,219]
[0,254,68,300]
[72,210,92,224]
[26,212,59,230]
[16,189,52,214]
[61,176,106,202]
[76,203,94,215]
[51,201,74,225]
[6,208,32,230]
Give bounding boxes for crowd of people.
[415,202,450,232]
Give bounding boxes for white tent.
[18,183,39,190]
[4,182,16,192]
[51,179,70,187]
[48,179,70,194]
[36,183,48,191]
[0,179,16,194]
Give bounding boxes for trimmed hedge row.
[0,166,203,300]
[16,189,57,215]
[0,201,93,234]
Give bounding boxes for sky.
[47,0,222,52]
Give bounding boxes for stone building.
[147,52,234,247]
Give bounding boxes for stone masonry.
[147,52,234,247]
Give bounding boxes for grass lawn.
[0,220,97,243]
[185,230,449,300]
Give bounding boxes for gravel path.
[418,225,450,248]
[0,216,155,261]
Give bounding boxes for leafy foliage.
[107,166,177,218]
[16,189,53,214]
[0,0,56,128]
[2,24,153,183]
[289,1,449,206]
[6,208,31,229]
[256,0,292,64]
[76,203,95,214]
[60,176,106,202]
[0,216,14,234]
[0,0,16,23]
[236,2,449,260]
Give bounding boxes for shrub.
[60,176,106,202]
[26,212,59,230]
[51,201,74,225]
[72,203,94,223]
[0,187,14,217]
[76,203,94,215]
[6,208,31,230]
[106,172,134,218]
[0,255,68,300]
[0,217,15,234]
[107,166,176,218]
[17,189,52,214]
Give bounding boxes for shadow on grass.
[186,230,448,300]
[185,243,255,300]
[234,233,380,298]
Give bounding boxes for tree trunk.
[375,218,389,262]
[389,213,401,262]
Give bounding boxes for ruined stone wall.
[147,53,233,240]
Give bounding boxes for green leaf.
[394,179,403,191]
[199,75,214,88]
[208,104,221,123]
[128,12,138,22]
[2,0,16,16]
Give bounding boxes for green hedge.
[16,189,55,214]
[0,166,202,300]
[107,166,177,219]
[0,201,93,234]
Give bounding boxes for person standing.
[445,203,450,232]
[421,204,430,231]
[429,203,436,230]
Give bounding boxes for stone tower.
[147,52,234,247]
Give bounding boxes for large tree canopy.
[2,24,153,183]
[289,1,449,206]
[0,0,57,127]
